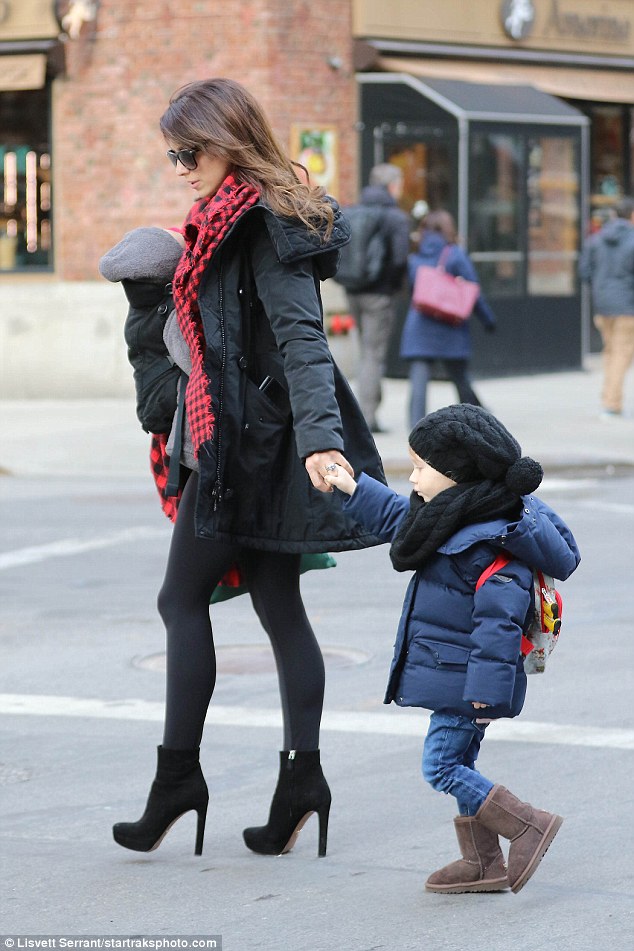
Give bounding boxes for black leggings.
[157,472,325,751]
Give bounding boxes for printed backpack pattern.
[476,554,562,674]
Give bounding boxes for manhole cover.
[134,644,370,675]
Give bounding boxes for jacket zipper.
[211,269,227,511]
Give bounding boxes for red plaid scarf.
[173,174,260,454]
[150,433,180,522]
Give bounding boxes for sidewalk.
[1,356,632,479]
[372,356,634,476]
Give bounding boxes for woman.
[400,210,496,427]
[111,78,384,858]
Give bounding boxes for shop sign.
[354,0,634,57]
[0,52,46,89]
[542,0,630,44]
[503,0,630,45]
[0,1,60,41]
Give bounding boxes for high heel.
[243,750,331,857]
[112,745,209,855]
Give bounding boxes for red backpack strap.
[476,553,535,656]
[475,553,512,591]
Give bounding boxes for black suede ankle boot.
[112,745,208,854]
[242,750,331,857]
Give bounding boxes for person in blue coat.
[324,404,580,896]
[401,210,497,427]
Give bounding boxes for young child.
[324,404,580,895]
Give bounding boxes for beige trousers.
[594,315,634,413]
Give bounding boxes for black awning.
[359,72,588,126]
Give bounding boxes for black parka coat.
[190,200,386,552]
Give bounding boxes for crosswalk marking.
[0,526,168,570]
[0,693,632,750]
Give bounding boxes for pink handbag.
[412,246,480,324]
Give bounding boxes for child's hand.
[472,702,490,710]
[323,463,357,496]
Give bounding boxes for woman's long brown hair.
[160,78,334,238]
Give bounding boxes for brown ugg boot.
[475,784,563,893]
[425,816,509,893]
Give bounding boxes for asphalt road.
[1,468,633,950]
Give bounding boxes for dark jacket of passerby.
[579,218,634,316]
[358,185,411,294]
[400,231,496,361]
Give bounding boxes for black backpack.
[333,205,387,292]
[122,279,180,434]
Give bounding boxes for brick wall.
[54,0,357,280]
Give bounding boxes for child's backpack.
[476,554,562,674]
[333,205,387,292]
[122,279,180,435]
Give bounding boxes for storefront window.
[469,129,579,298]
[0,87,52,271]
[527,136,579,296]
[380,126,457,217]
[468,131,523,297]
[567,101,634,233]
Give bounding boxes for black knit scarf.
[390,481,522,572]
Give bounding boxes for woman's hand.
[472,702,490,710]
[305,451,354,493]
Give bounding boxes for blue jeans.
[422,712,494,816]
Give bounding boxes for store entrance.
[358,75,588,377]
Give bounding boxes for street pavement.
[1,359,633,950]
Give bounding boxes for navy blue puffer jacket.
[343,475,580,719]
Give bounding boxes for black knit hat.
[409,404,543,495]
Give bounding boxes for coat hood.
[600,218,634,246]
[260,198,350,279]
[438,495,580,581]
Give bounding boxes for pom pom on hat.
[505,457,543,495]
[409,404,541,494]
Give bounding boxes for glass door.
[526,135,580,297]
[467,124,582,374]
[468,130,524,297]
[468,127,580,298]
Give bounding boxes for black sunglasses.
[166,148,200,170]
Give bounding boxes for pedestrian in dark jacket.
[579,196,634,418]
[401,210,496,427]
[345,164,411,432]
[325,404,580,895]
[108,77,385,862]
